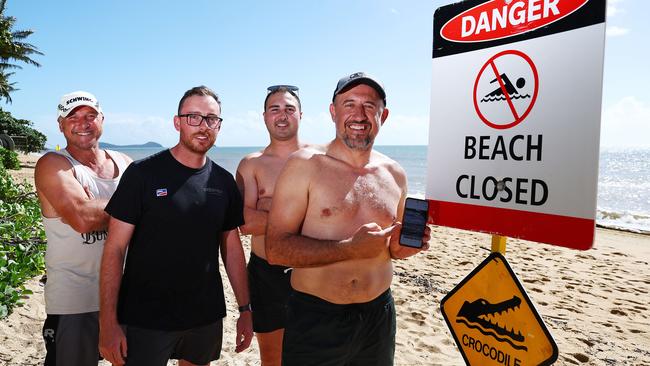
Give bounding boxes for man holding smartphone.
[266,72,431,366]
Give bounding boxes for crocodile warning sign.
[441,253,558,366]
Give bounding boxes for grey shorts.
[123,320,223,366]
[43,311,100,366]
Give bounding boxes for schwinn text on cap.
[57,91,102,119]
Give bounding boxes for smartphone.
[399,197,429,248]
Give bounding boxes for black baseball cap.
[332,72,386,106]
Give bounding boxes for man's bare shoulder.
[236,149,265,173]
[371,150,407,184]
[34,152,75,192]
[35,152,71,174]
[280,144,330,178]
[371,149,400,167]
[289,143,328,162]
[240,149,265,163]
[298,143,326,152]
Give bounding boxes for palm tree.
[0,0,42,103]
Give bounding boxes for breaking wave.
[596,209,650,234]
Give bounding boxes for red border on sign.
[427,200,594,250]
[473,50,539,130]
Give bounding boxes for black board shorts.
[43,312,100,366]
[123,320,223,366]
[282,288,396,366]
[248,252,292,333]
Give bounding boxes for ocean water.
[113,145,650,234]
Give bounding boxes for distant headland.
[99,141,163,149]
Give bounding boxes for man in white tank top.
[34,91,132,366]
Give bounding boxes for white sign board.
[426,0,606,250]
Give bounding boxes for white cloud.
[299,112,336,145]
[389,8,399,15]
[102,113,176,147]
[375,114,430,145]
[218,110,267,146]
[606,26,630,37]
[607,0,624,17]
[601,96,650,148]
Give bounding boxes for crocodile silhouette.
[456,295,527,351]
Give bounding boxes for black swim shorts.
[123,320,223,366]
[282,288,396,366]
[248,252,292,333]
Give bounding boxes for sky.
[3,0,649,149]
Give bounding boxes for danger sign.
[426,0,606,250]
[473,50,538,129]
[441,253,558,366]
[440,0,591,43]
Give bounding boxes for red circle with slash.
[473,50,539,130]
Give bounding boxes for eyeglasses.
[178,114,223,129]
[267,85,299,95]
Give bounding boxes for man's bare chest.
[307,172,402,230]
[254,158,287,198]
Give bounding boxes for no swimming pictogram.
[473,50,539,129]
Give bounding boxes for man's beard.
[180,131,215,154]
[342,134,373,151]
[340,123,374,151]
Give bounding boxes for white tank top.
[42,149,129,314]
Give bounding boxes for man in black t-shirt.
[99,86,253,366]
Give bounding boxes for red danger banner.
[441,0,590,43]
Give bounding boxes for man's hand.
[347,223,398,259]
[99,320,127,365]
[389,223,432,259]
[235,311,253,353]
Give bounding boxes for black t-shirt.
[105,149,244,331]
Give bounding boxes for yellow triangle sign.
[441,253,558,365]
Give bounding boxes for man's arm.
[220,229,253,353]
[99,217,134,366]
[34,153,109,233]
[235,156,267,236]
[265,153,396,267]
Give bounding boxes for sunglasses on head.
[267,85,299,95]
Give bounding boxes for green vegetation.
[0,0,46,319]
[0,109,47,152]
[0,1,47,153]
[0,145,19,169]
[0,163,45,318]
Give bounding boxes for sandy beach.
[2,154,649,365]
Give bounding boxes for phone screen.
[400,198,429,248]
